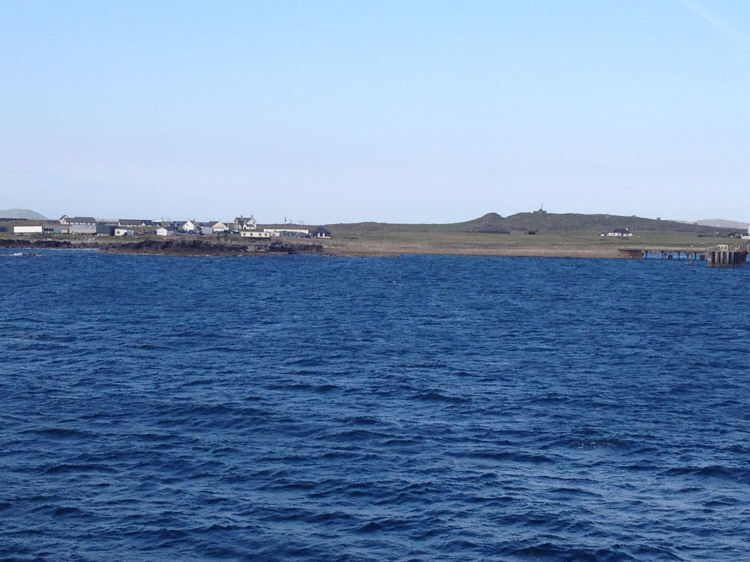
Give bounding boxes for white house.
[114,228,134,237]
[601,228,632,238]
[212,221,229,234]
[181,220,197,233]
[156,227,175,236]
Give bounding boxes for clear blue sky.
[1,0,749,224]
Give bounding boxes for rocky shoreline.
[0,237,325,256]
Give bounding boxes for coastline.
[0,236,633,259]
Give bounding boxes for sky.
[1,0,749,224]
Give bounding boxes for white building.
[264,228,310,237]
[181,220,197,233]
[13,225,43,235]
[212,221,229,234]
[114,228,134,237]
[240,231,271,238]
[156,227,174,236]
[601,228,632,238]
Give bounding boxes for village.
[4,215,332,240]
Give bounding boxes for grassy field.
[316,212,737,257]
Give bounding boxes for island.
[1,211,747,259]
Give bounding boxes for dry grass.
[315,228,719,258]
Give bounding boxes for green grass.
[324,211,737,249]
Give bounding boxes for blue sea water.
[1,251,749,561]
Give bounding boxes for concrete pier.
[706,244,747,268]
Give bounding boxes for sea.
[1,250,748,561]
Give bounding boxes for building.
[59,215,96,226]
[234,216,257,231]
[96,223,117,236]
[13,225,43,235]
[156,227,175,236]
[119,219,153,228]
[180,220,197,233]
[114,228,134,237]
[310,226,332,238]
[69,224,97,235]
[212,221,229,234]
[240,231,271,238]
[601,228,632,238]
[264,228,310,237]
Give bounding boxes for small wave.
[400,361,448,369]
[322,428,386,442]
[25,427,93,439]
[356,518,411,533]
[449,450,555,464]
[133,343,171,351]
[566,437,631,450]
[514,543,636,561]
[549,487,602,498]
[343,416,379,425]
[320,450,361,460]
[192,345,239,353]
[285,357,326,367]
[412,391,470,404]
[381,437,423,447]
[52,506,87,517]
[271,382,340,393]
[306,511,354,523]
[45,463,116,474]
[662,465,750,483]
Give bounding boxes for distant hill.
[329,212,737,236]
[476,212,726,235]
[693,218,749,230]
[0,209,48,220]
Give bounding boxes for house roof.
[66,216,96,224]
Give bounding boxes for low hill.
[694,218,749,230]
[329,212,734,236]
[0,209,48,220]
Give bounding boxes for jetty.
[619,244,748,268]
[618,247,706,260]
